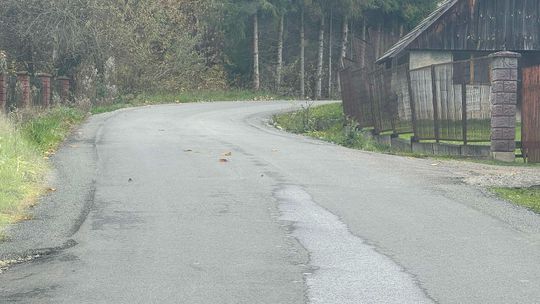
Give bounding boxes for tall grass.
[273,103,385,151]
[0,107,86,233]
[19,107,86,154]
[0,116,47,228]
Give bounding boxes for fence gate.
[522,65,540,163]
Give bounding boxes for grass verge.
[491,187,540,214]
[0,107,86,234]
[272,103,539,167]
[272,102,386,151]
[91,89,287,114]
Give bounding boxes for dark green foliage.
[0,0,439,96]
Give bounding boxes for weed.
[491,187,540,213]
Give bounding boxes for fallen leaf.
[219,159,229,163]
[184,149,193,152]
[128,178,133,182]
[223,152,232,156]
[47,187,57,192]
[431,163,440,166]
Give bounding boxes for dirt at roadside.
[434,160,540,188]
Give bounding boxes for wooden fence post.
[406,68,418,141]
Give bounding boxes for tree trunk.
[328,9,333,98]
[300,8,305,98]
[276,13,284,91]
[337,17,348,94]
[253,13,260,91]
[339,17,349,68]
[316,16,325,100]
[374,21,382,59]
[359,18,367,68]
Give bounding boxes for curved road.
[1,101,539,303]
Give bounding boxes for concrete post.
[37,73,52,108]
[489,51,520,162]
[17,71,31,108]
[57,76,70,104]
[0,73,6,113]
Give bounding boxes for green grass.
[0,106,86,233]
[0,116,47,229]
[491,187,540,213]
[274,103,539,166]
[273,103,386,151]
[19,107,86,154]
[91,89,288,114]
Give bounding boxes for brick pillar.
[489,51,521,162]
[0,73,6,113]
[37,73,52,108]
[57,76,70,104]
[17,71,31,108]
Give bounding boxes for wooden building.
[364,0,540,162]
[377,0,540,69]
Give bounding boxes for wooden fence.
[340,56,493,143]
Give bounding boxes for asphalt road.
[1,101,539,304]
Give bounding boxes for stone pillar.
[0,73,7,113]
[17,71,31,108]
[37,73,52,108]
[489,51,520,162]
[57,76,70,104]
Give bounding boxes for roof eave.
[375,0,460,64]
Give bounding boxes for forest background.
[0,0,439,103]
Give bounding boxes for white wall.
[409,51,453,70]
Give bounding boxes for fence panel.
[434,63,464,141]
[340,64,374,128]
[6,75,17,110]
[340,67,354,119]
[370,67,394,133]
[392,65,413,134]
[30,75,44,107]
[453,57,492,142]
[410,67,435,140]
[341,57,492,143]
[351,68,374,127]
[410,57,492,142]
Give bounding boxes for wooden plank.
[431,66,440,143]
[522,65,540,162]
[462,83,468,145]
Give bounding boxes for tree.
[271,0,291,92]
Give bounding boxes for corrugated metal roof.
[376,0,460,63]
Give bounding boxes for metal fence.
[340,56,492,143]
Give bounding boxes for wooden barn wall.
[409,0,540,52]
